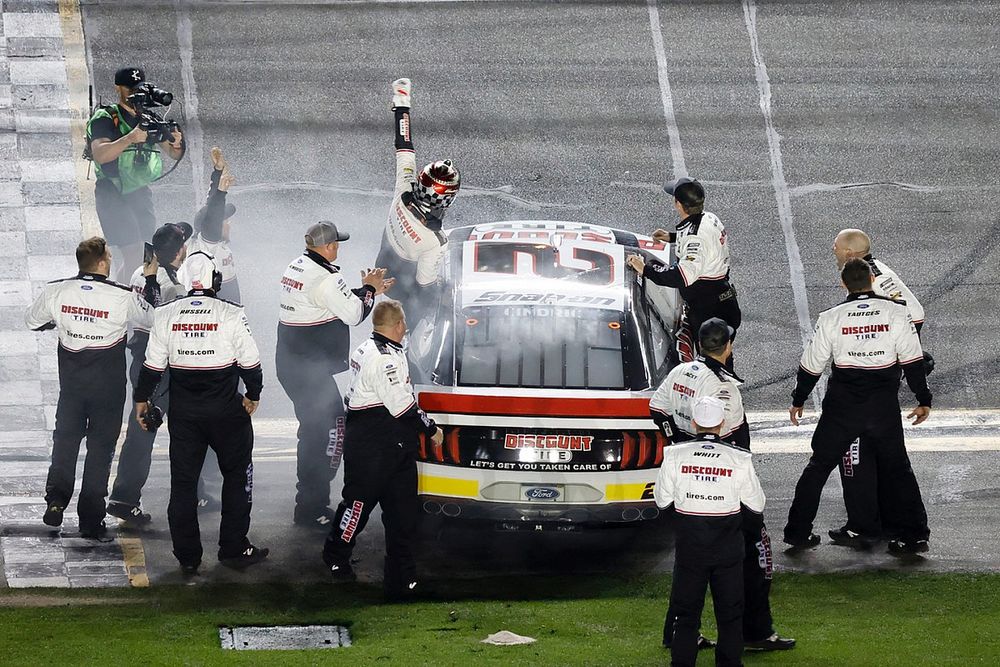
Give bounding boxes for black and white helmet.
[413,160,460,211]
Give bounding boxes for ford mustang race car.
[408,221,683,530]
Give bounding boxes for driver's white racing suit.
[374,82,447,319]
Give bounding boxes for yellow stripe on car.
[605,483,650,501]
[419,475,479,498]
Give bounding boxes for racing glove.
[391,78,412,109]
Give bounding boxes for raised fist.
[391,78,412,109]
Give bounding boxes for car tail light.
[654,431,667,466]
[637,431,652,468]
[446,427,462,464]
[620,432,635,469]
[618,431,665,469]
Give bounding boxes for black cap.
[305,221,350,246]
[699,318,734,353]
[114,67,145,87]
[663,176,706,209]
[151,222,193,262]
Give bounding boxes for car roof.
[450,221,664,314]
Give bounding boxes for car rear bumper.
[419,494,662,528]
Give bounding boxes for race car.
[408,220,683,530]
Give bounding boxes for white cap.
[184,251,217,291]
[691,396,725,428]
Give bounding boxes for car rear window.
[456,305,625,389]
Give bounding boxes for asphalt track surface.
[122,441,1000,584]
[80,0,1000,417]
[72,0,1000,582]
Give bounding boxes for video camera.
[127,82,180,145]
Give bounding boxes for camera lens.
[152,88,173,106]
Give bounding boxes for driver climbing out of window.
[374,78,461,321]
[626,177,741,370]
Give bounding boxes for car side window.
[644,286,674,381]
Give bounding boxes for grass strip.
[1,571,998,665]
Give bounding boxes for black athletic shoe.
[42,504,64,527]
[329,562,357,582]
[219,545,269,570]
[784,533,821,551]
[80,522,113,541]
[828,526,877,550]
[107,501,152,527]
[180,561,201,576]
[664,635,716,650]
[746,633,796,651]
[385,579,422,602]
[294,508,336,530]
[888,539,929,555]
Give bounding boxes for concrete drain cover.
[219,625,351,650]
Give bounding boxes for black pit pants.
[837,437,883,537]
[276,349,345,519]
[785,388,929,544]
[668,553,744,667]
[323,436,419,593]
[111,334,219,508]
[664,522,774,645]
[46,378,126,532]
[166,412,254,565]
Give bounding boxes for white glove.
[391,78,412,109]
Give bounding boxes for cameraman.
[87,67,184,281]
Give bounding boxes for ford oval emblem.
[190,300,202,305]
[857,304,869,309]
[691,364,699,370]
[525,487,560,500]
[80,284,93,291]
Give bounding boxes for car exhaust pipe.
[641,507,660,520]
[621,507,641,521]
[423,501,442,515]
[442,503,462,517]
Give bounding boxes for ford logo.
[190,300,202,305]
[857,304,869,309]
[525,487,560,500]
[80,285,93,290]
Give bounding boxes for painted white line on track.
[741,0,822,405]
[645,0,686,179]
[245,411,1000,455]
[175,0,204,206]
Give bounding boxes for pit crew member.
[322,300,444,599]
